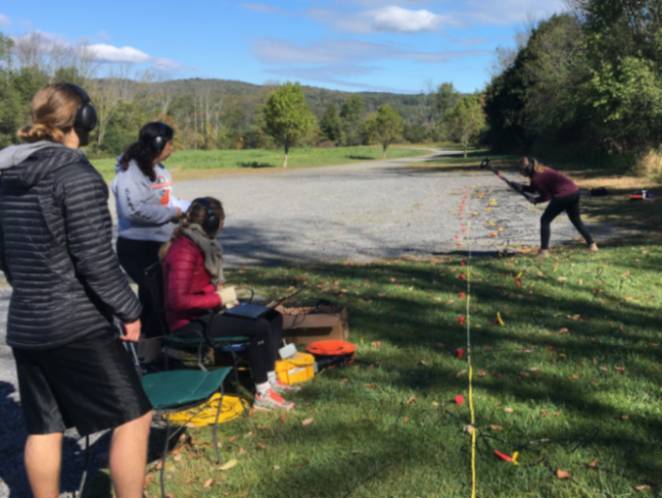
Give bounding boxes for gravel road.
[0,150,614,496]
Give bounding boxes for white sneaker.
[271,379,302,394]
[254,388,295,411]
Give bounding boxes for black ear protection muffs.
[63,83,97,146]
[140,122,173,155]
[152,134,166,154]
[191,197,221,236]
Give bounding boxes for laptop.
[223,302,272,319]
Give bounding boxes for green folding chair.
[141,366,232,498]
[162,328,250,384]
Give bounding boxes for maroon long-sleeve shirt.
[529,167,578,202]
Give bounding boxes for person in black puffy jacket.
[0,83,152,498]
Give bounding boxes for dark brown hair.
[160,197,225,259]
[119,122,174,182]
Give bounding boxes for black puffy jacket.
[0,143,141,349]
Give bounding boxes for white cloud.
[0,13,10,27]
[254,38,488,65]
[370,6,444,32]
[241,2,284,14]
[253,36,489,91]
[308,5,449,33]
[309,1,569,31]
[83,43,150,63]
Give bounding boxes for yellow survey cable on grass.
[466,260,477,498]
[462,188,477,498]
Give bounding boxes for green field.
[92,145,430,180]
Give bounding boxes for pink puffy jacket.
[162,235,221,332]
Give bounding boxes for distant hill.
[88,77,437,152]
[140,78,432,123]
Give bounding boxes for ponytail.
[17,123,68,144]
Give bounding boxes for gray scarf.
[182,224,224,284]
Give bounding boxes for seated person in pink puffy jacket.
[161,197,296,411]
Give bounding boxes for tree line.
[484,0,662,163]
[0,31,486,160]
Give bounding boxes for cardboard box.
[278,305,349,346]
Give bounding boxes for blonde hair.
[17,84,84,144]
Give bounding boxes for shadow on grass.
[582,187,662,236]
[0,380,119,497]
[228,250,661,492]
[239,161,275,168]
[347,155,376,161]
[156,217,662,495]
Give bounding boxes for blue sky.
[0,0,568,94]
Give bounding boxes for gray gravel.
[168,151,591,264]
[0,150,615,496]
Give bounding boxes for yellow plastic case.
[168,394,246,427]
[275,352,316,385]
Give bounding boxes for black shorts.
[13,329,152,436]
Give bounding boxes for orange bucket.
[306,340,356,368]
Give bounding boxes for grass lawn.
[77,148,661,497]
[131,179,661,497]
[136,246,661,498]
[91,145,430,180]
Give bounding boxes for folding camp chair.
[76,338,233,498]
[142,366,232,498]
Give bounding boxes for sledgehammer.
[479,158,538,204]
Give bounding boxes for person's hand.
[121,319,141,342]
[217,286,239,308]
[170,207,183,223]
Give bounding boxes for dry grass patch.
[634,149,662,181]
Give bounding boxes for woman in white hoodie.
[112,122,188,336]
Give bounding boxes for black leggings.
[540,192,594,250]
[116,237,163,337]
[175,310,283,385]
